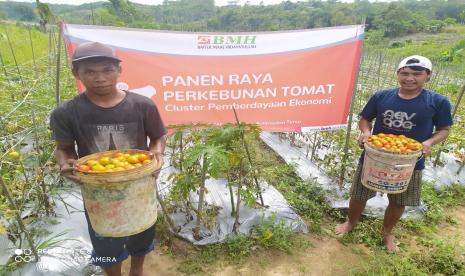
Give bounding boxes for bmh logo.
[197,35,257,49]
[14,249,35,263]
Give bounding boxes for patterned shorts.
[350,162,423,206]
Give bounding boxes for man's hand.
[358,131,371,148]
[60,159,82,185]
[149,151,165,168]
[422,140,433,157]
[148,151,164,180]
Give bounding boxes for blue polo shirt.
[360,88,453,170]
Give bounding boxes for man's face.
[73,59,121,96]
[396,67,430,93]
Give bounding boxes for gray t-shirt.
[50,91,167,158]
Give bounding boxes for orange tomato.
[368,133,422,153]
[87,160,98,166]
[126,155,140,164]
[79,151,154,173]
[77,164,90,172]
[137,154,150,162]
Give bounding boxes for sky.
[1,0,394,6]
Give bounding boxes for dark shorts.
[350,161,423,206]
[84,210,155,267]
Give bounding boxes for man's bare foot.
[335,221,355,235]
[383,234,400,253]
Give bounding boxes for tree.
[35,0,55,32]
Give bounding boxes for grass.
[174,215,310,275]
[0,21,51,66]
[339,183,465,275]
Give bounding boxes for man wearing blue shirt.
[335,55,453,253]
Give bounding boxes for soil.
[120,206,465,276]
[120,233,364,276]
[436,206,465,248]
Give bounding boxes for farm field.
[1,1,465,274]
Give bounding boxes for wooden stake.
[0,51,11,85]
[155,185,180,233]
[4,26,24,87]
[28,27,37,76]
[193,156,207,240]
[227,174,235,217]
[55,25,63,106]
[48,28,52,78]
[339,20,365,188]
[233,159,243,233]
[232,107,264,207]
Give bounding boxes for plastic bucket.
[75,149,160,237]
[361,143,422,194]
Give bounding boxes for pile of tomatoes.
[77,152,152,173]
[367,133,422,153]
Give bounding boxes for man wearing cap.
[335,55,453,252]
[50,42,166,275]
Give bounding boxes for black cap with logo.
[72,42,121,63]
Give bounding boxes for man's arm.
[55,141,81,184]
[357,117,373,147]
[422,126,450,156]
[148,135,166,167]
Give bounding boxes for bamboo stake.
[61,27,70,68]
[193,156,207,240]
[0,176,39,261]
[339,21,365,187]
[310,132,319,162]
[30,105,51,215]
[376,51,382,89]
[155,186,179,233]
[227,173,235,216]
[4,27,25,87]
[440,66,449,87]
[434,84,465,167]
[27,27,37,76]
[48,28,52,78]
[55,26,63,106]
[233,159,243,233]
[0,51,12,88]
[51,28,57,62]
[432,63,442,87]
[232,107,264,207]
[179,131,183,172]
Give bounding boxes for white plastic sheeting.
[260,132,428,218]
[157,166,308,245]
[423,150,465,187]
[4,190,100,276]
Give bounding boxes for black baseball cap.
[72,42,121,63]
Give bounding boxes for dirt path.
[121,234,363,276]
[203,238,363,276]
[120,206,465,276]
[436,206,465,247]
